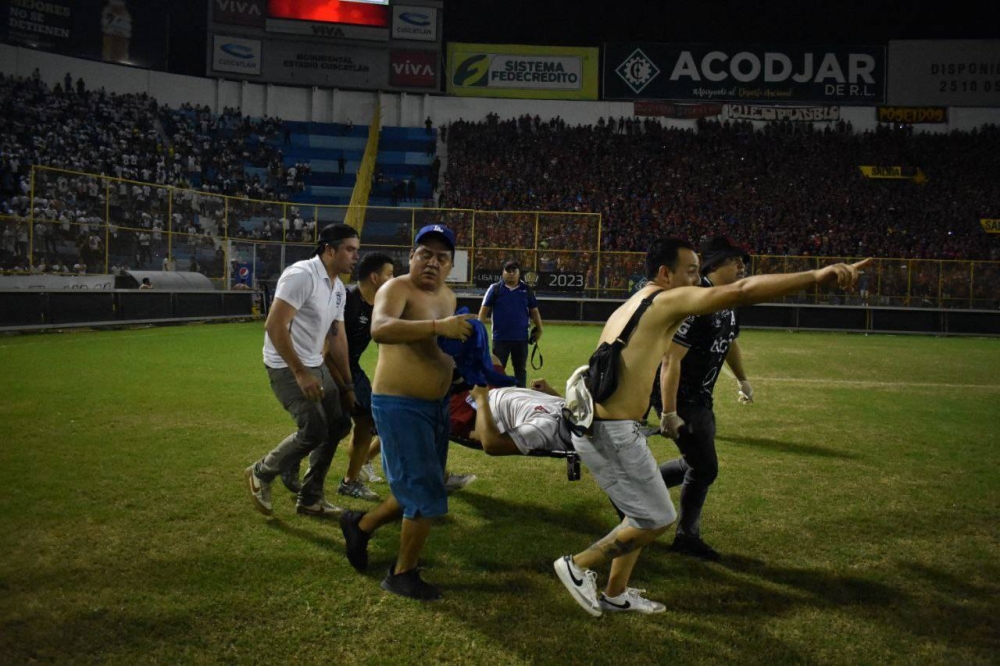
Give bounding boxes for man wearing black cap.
[243,223,359,519]
[339,224,476,600]
[651,236,754,561]
[478,260,543,388]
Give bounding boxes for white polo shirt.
[488,388,571,454]
[263,255,346,369]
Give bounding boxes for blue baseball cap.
[414,224,456,252]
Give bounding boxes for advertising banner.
[261,39,387,88]
[264,17,388,41]
[876,106,948,124]
[389,49,438,89]
[392,5,437,42]
[1,0,169,70]
[981,219,1000,234]
[447,42,599,100]
[633,101,722,118]
[212,35,262,76]
[727,104,840,122]
[603,43,885,104]
[888,40,1000,107]
[212,0,265,28]
[858,166,928,184]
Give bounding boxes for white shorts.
[572,420,676,530]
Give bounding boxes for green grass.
[1,323,998,664]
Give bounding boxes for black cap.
[699,236,750,275]
[314,223,359,256]
[502,260,520,272]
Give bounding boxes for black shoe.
[280,462,301,494]
[340,510,371,572]
[669,534,721,562]
[380,565,442,601]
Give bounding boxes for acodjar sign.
[603,43,885,104]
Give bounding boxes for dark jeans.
[257,364,352,505]
[492,339,529,387]
[658,404,718,538]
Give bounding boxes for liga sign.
[447,43,599,100]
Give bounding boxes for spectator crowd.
[440,114,1000,262]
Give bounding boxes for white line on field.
[754,377,1000,390]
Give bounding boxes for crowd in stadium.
[440,114,1000,262]
[1,71,998,305]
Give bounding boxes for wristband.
[662,411,677,420]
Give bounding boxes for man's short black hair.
[357,252,394,281]
[313,223,359,256]
[645,237,696,279]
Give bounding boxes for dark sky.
[169,0,993,77]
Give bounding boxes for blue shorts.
[351,365,373,416]
[371,393,450,519]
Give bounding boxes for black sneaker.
[340,510,371,572]
[380,565,442,601]
[280,462,301,494]
[669,534,721,562]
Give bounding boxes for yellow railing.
[3,165,996,309]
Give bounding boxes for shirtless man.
[554,238,869,617]
[339,224,475,600]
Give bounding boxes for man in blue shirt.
[478,260,544,388]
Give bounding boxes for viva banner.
[448,43,599,100]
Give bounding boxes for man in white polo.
[244,223,359,518]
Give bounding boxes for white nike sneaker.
[244,464,272,515]
[553,555,602,617]
[598,588,666,614]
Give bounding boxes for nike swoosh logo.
[249,474,261,493]
[566,559,584,586]
[602,597,631,610]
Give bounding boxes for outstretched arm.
[665,259,871,319]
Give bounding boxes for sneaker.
[444,472,477,493]
[669,534,721,562]
[360,462,383,483]
[295,498,344,519]
[280,462,301,494]
[340,510,371,572]
[598,588,666,614]
[338,478,379,501]
[380,565,442,601]
[244,465,272,515]
[553,555,602,617]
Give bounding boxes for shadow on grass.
[717,435,860,460]
[264,516,339,551]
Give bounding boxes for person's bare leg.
[395,517,431,573]
[344,414,374,482]
[605,549,642,598]
[358,494,402,533]
[366,437,381,463]
[572,520,667,571]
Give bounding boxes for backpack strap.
[614,288,664,347]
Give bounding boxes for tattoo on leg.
[586,526,637,559]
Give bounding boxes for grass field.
[1,322,998,664]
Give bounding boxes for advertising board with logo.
[726,104,840,122]
[261,40,387,88]
[603,43,886,104]
[448,43,599,100]
[633,101,722,118]
[392,5,437,42]
[887,40,1000,107]
[212,0,265,28]
[212,35,262,76]
[264,17,388,41]
[389,49,438,89]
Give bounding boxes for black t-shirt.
[343,284,373,368]
[673,276,740,409]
